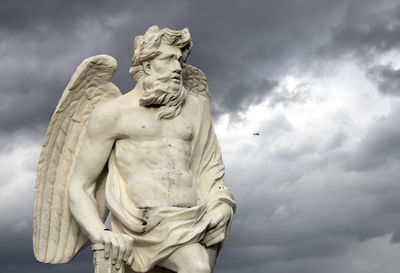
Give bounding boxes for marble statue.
[33,26,235,273]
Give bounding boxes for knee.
[193,261,211,273]
[180,261,211,273]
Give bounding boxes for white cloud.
[0,132,41,235]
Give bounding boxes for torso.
[111,92,199,208]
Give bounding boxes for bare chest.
[118,108,194,142]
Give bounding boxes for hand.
[203,204,233,246]
[208,204,232,230]
[92,230,135,270]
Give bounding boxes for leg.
[205,245,218,272]
[158,243,218,273]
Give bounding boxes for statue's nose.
[172,59,182,74]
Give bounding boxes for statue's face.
[147,44,183,89]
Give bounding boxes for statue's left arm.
[190,97,236,249]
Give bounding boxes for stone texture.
[33,26,235,273]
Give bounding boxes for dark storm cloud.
[100,0,343,116]
[3,0,396,135]
[0,231,93,273]
[0,0,128,34]
[321,0,400,60]
[367,64,400,96]
[222,136,400,272]
[212,78,278,118]
[3,1,400,273]
[175,0,349,117]
[0,1,121,134]
[0,0,359,135]
[2,0,399,135]
[0,0,180,135]
[0,78,62,132]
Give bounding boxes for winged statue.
[33,26,235,273]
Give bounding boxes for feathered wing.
[33,55,122,264]
[181,64,210,99]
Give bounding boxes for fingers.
[127,252,135,266]
[123,236,134,264]
[209,211,224,229]
[104,240,111,259]
[111,236,119,266]
[96,231,134,269]
[208,220,224,235]
[204,225,225,246]
[205,216,227,246]
[126,237,135,266]
[115,235,125,269]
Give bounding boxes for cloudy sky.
[2,0,400,272]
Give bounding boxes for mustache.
[142,73,181,89]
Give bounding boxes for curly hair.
[129,26,193,82]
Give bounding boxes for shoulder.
[87,97,122,137]
[88,91,141,136]
[92,98,121,123]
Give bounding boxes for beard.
[139,73,187,120]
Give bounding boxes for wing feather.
[33,55,121,263]
[182,64,210,99]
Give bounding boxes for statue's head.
[129,26,192,83]
[129,26,193,119]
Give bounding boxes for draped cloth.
[105,94,236,273]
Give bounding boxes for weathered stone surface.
[33,26,235,273]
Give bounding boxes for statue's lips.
[171,74,181,83]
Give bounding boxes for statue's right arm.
[68,105,134,268]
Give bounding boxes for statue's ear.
[143,61,151,75]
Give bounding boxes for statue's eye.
[161,55,174,63]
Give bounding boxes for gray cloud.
[345,103,400,171]
[3,1,400,273]
[216,101,400,272]
[0,0,129,34]
[320,0,400,61]
[367,64,400,96]
[268,82,311,108]
[212,78,278,118]
[0,0,365,134]
[3,0,397,135]
[224,138,400,272]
